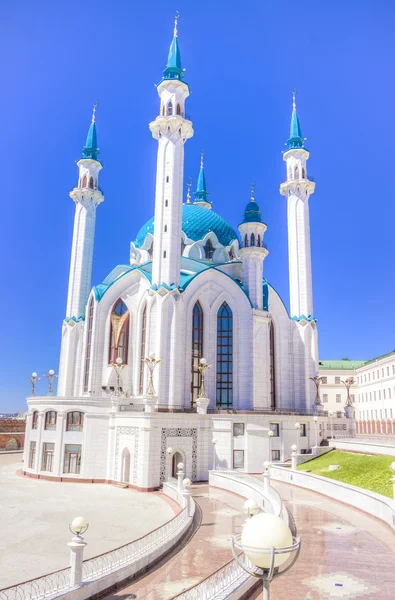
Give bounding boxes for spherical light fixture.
[200,358,207,365]
[263,461,272,470]
[268,430,274,438]
[49,369,54,376]
[32,372,37,378]
[69,516,89,537]
[183,477,192,489]
[313,416,318,422]
[291,444,297,452]
[243,498,260,517]
[212,438,218,445]
[149,353,156,360]
[241,513,293,569]
[177,462,184,470]
[294,422,300,429]
[116,357,123,365]
[167,447,173,455]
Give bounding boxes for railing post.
[177,464,185,491]
[291,451,297,471]
[68,536,87,587]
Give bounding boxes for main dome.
[135,203,239,247]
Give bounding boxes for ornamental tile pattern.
[114,426,139,484]
[160,427,197,482]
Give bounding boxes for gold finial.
[186,177,192,203]
[250,182,255,201]
[200,150,204,169]
[174,10,180,37]
[292,89,297,111]
[92,102,98,123]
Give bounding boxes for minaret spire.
[173,10,179,37]
[82,103,99,161]
[288,89,304,150]
[194,151,211,208]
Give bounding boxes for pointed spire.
[287,90,305,150]
[162,12,186,84]
[194,151,210,205]
[82,103,99,161]
[186,177,192,203]
[250,182,255,202]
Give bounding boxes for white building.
[23,19,352,488]
[318,359,363,416]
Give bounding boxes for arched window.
[269,321,276,409]
[229,247,235,260]
[204,239,214,259]
[44,411,57,430]
[244,234,248,248]
[302,167,306,179]
[216,302,233,407]
[257,234,261,247]
[181,238,186,255]
[32,411,38,429]
[139,305,147,394]
[250,233,255,247]
[148,241,154,259]
[162,104,165,116]
[66,411,84,431]
[176,103,181,115]
[89,176,94,189]
[165,200,168,207]
[108,299,129,365]
[191,302,204,404]
[82,175,87,188]
[294,166,300,179]
[167,102,173,116]
[84,297,94,393]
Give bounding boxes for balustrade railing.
[0,567,71,600]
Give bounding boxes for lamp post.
[329,411,334,440]
[342,377,355,419]
[231,512,301,600]
[313,416,319,450]
[177,462,185,491]
[390,462,395,500]
[263,461,272,494]
[197,358,212,398]
[167,447,173,481]
[309,375,325,413]
[44,370,58,396]
[68,516,89,587]
[29,372,40,396]
[212,438,218,470]
[144,353,161,396]
[291,444,297,470]
[111,357,126,396]
[294,422,300,454]
[268,430,274,462]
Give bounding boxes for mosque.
[22,18,351,488]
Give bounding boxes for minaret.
[193,152,211,208]
[66,105,104,319]
[150,15,194,287]
[280,93,315,318]
[238,185,269,309]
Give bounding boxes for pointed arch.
[216,302,233,407]
[82,175,87,188]
[89,176,94,189]
[244,234,248,248]
[204,239,214,259]
[108,299,129,365]
[257,234,261,247]
[250,233,255,247]
[176,103,181,115]
[84,297,94,393]
[269,321,276,409]
[294,165,300,179]
[139,304,147,394]
[302,167,306,179]
[191,301,204,404]
[167,102,173,116]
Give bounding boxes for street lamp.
[309,375,325,412]
[197,358,212,398]
[212,438,218,470]
[243,498,260,520]
[231,512,301,600]
[144,353,161,396]
[69,516,89,539]
[177,462,185,491]
[44,370,58,395]
[313,416,319,448]
[291,444,297,470]
[68,517,89,587]
[111,357,126,396]
[268,430,274,462]
[329,411,334,440]
[263,461,272,494]
[294,422,300,454]
[29,372,41,396]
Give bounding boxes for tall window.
[257,234,261,247]
[294,166,300,179]
[41,443,55,471]
[244,234,248,248]
[167,102,173,116]
[66,412,84,432]
[139,305,147,394]
[108,299,129,364]
[82,175,87,188]
[204,239,214,259]
[29,441,36,469]
[89,176,94,189]
[269,321,276,409]
[32,411,38,429]
[191,302,203,404]
[216,302,233,407]
[44,411,57,430]
[84,297,94,393]
[176,103,181,115]
[63,444,82,474]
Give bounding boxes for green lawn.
[298,450,394,498]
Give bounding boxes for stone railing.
[0,482,195,600]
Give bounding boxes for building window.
[82,175,87,188]
[89,176,94,189]
[377,370,379,379]
[41,443,55,472]
[233,423,245,437]
[378,390,381,400]
[271,449,280,462]
[108,299,129,365]
[139,305,147,395]
[351,394,355,403]
[336,394,341,403]
[250,233,255,247]
[63,444,82,474]
[191,301,204,404]
[163,250,167,258]
[84,297,94,393]
[270,423,279,436]
[44,411,57,430]
[233,450,244,469]
[321,377,327,384]
[257,234,261,247]
[32,411,38,429]
[269,322,276,409]
[389,388,392,399]
[165,200,168,207]
[29,442,36,469]
[244,234,248,248]
[176,103,181,115]
[229,247,235,260]
[335,377,341,384]
[216,302,233,407]
[167,102,173,116]
[300,424,307,437]
[323,394,328,403]
[204,239,214,259]
[302,167,306,178]
[383,390,386,400]
[392,365,395,374]
[387,366,390,376]
[382,369,384,377]
[66,412,84,432]
[372,372,375,380]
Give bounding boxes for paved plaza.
[0,454,175,588]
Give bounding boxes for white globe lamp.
[243,498,260,517]
[241,513,293,569]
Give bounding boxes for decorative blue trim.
[93,264,152,301]
[64,316,85,323]
[291,314,316,322]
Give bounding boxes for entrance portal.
[172,451,183,478]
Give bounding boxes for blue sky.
[1,0,394,411]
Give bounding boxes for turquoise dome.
[135,203,238,248]
[241,200,263,224]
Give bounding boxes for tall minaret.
[66,105,104,319]
[280,93,315,318]
[149,15,194,287]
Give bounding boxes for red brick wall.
[0,419,26,450]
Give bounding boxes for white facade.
[23,22,353,488]
[318,360,360,416]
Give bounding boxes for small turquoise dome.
[241,200,263,224]
[135,204,238,248]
